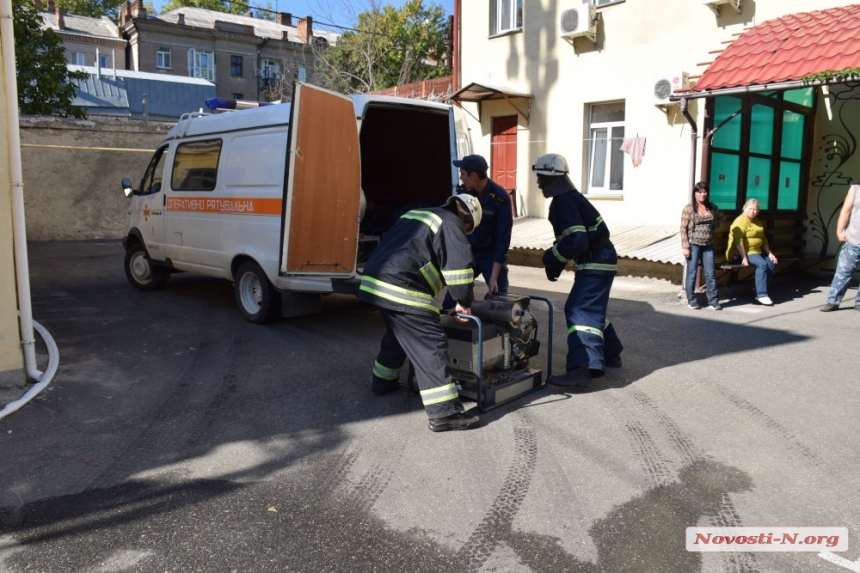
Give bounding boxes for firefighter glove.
[542,249,564,282]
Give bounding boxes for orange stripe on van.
[165,197,283,215]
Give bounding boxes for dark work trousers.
[443,256,508,310]
[373,309,463,420]
[564,269,623,373]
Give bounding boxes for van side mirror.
[121,178,135,198]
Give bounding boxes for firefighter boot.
[428,412,481,432]
[371,377,400,395]
[547,367,593,391]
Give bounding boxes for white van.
[121,83,465,322]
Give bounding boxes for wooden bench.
[710,213,807,285]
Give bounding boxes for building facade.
[37,1,127,69]
[454,0,860,260]
[120,2,337,102]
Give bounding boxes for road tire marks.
[457,412,538,573]
[713,385,822,468]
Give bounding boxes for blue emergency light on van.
[205,98,274,111]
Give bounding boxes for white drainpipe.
[0,0,60,419]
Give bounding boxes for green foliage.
[13,0,86,117]
[316,0,449,94]
[55,0,125,19]
[801,68,860,83]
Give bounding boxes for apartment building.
[119,1,338,102]
[37,0,127,69]
[453,0,860,261]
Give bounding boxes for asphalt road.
[0,240,858,573]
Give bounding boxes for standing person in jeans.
[726,198,778,306]
[680,182,723,310]
[821,183,860,312]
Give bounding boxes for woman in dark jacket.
[680,182,723,310]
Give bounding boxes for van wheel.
[125,243,168,291]
[234,261,280,323]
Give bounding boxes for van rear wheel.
[124,243,168,291]
[234,261,280,323]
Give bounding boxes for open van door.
[280,83,361,275]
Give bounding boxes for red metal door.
[491,115,518,216]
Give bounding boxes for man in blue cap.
[443,154,513,309]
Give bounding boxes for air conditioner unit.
[559,4,597,42]
[702,0,742,16]
[653,72,689,106]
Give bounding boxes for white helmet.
[532,153,570,176]
[447,193,482,234]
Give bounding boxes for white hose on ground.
[0,319,60,421]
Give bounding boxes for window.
[259,59,280,87]
[231,93,244,99]
[139,146,168,196]
[297,65,307,82]
[72,52,86,65]
[593,0,623,5]
[188,49,215,81]
[230,55,243,77]
[707,88,814,211]
[489,0,522,36]
[586,102,625,194]
[156,47,171,69]
[171,139,222,191]
[99,54,108,68]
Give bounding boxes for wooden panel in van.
[285,85,361,274]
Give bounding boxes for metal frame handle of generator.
[455,294,553,412]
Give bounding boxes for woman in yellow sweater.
[726,198,778,305]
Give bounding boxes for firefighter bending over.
[533,153,624,391]
[358,194,483,432]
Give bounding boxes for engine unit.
[440,293,552,411]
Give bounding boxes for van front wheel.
[234,261,280,323]
[125,243,168,291]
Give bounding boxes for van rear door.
[280,82,361,276]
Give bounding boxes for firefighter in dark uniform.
[359,194,483,432]
[532,153,623,391]
[443,155,512,309]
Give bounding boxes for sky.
[150,0,456,33]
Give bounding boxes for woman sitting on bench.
[726,198,778,306]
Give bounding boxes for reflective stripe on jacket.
[358,206,475,316]
[545,190,616,275]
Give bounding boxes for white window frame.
[490,0,523,36]
[188,49,215,82]
[156,48,172,69]
[72,52,86,65]
[297,65,307,82]
[260,59,280,81]
[586,102,625,196]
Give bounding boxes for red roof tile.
[691,4,860,93]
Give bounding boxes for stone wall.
[20,115,173,240]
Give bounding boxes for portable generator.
[440,293,554,411]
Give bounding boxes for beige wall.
[459,0,860,230]
[806,83,860,256]
[0,31,24,380]
[19,116,171,240]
